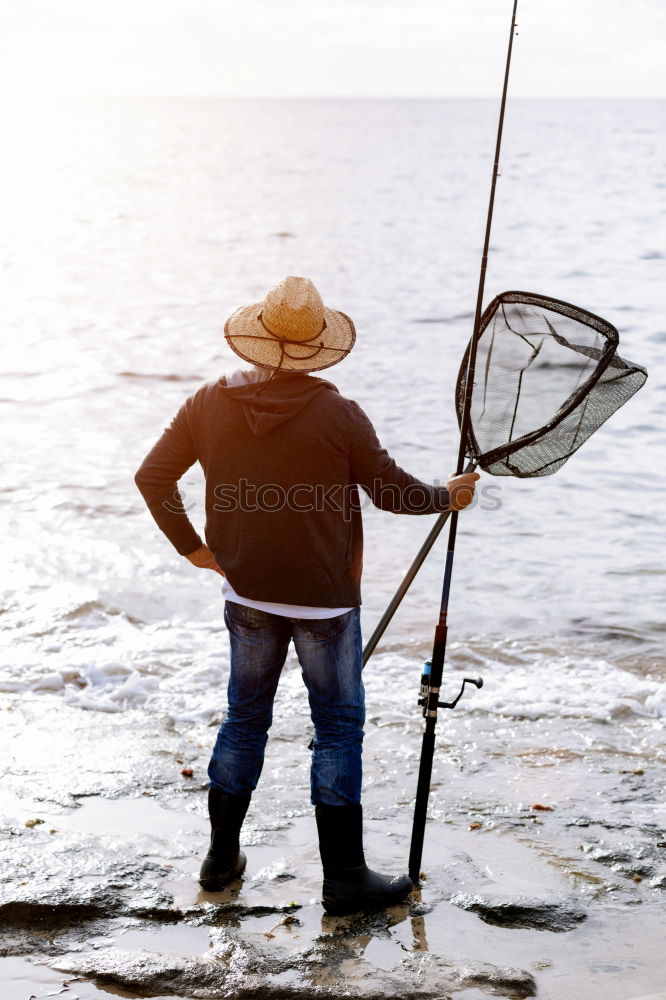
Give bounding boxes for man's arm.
[134,399,205,557]
[348,401,478,513]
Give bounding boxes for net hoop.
[456,289,646,475]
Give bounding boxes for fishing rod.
[408,0,519,882]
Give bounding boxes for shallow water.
[0,97,664,703]
[0,97,664,998]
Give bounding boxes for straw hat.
[224,276,356,373]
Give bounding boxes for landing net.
[456,291,648,477]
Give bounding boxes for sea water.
[0,97,664,726]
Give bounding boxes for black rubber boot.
[315,803,413,915]
[198,788,251,891]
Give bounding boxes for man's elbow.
[134,464,149,494]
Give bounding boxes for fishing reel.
[418,661,483,717]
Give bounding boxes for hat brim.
[224,303,356,373]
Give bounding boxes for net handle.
[361,459,477,666]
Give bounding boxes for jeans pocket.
[292,610,351,641]
[224,601,276,634]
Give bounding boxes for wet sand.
[1,661,665,1000]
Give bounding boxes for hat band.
[257,310,327,344]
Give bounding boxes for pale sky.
[1,0,665,98]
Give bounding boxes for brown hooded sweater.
[134,372,450,608]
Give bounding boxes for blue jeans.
[208,601,365,806]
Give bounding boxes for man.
[135,276,479,915]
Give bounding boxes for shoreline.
[1,686,664,1000]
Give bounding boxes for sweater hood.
[218,372,338,436]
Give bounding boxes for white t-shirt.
[220,365,355,620]
[222,578,354,620]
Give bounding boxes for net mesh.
[456,291,647,477]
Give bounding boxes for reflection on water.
[410,911,429,951]
[0,99,663,720]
